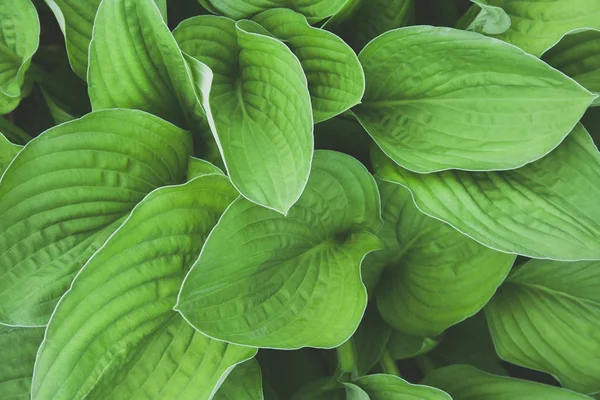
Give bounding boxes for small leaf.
[352,304,392,376]
[372,124,600,260]
[176,150,382,349]
[214,359,264,400]
[365,179,514,337]
[0,109,192,326]
[353,374,452,399]
[458,0,511,35]
[187,156,225,180]
[0,133,22,174]
[387,330,439,361]
[486,259,600,393]
[0,325,44,400]
[422,365,592,400]
[355,26,597,173]
[200,0,347,21]
[32,175,255,400]
[174,16,313,213]
[253,8,365,123]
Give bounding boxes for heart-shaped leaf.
[372,124,600,260]
[354,26,596,173]
[0,325,44,400]
[174,16,313,214]
[364,179,514,337]
[32,175,255,400]
[176,150,382,349]
[0,109,192,326]
[200,0,347,21]
[214,359,263,400]
[0,133,22,174]
[486,259,600,394]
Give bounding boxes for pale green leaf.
[353,374,452,400]
[372,124,600,260]
[0,132,22,174]
[214,359,264,400]
[0,109,192,326]
[174,16,313,214]
[0,325,44,400]
[176,150,382,349]
[486,259,600,394]
[352,304,392,376]
[0,0,39,114]
[187,156,225,180]
[253,8,364,123]
[32,175,255,400]
[365,179,514,337]
[422,365,593,400]
[458,0,511,35]
[355,25,596,173]
[200,0,347,21]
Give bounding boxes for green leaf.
[465,0,600,57]
[32,175,255,400]
[352,304,392,376]
[214,359,264,400]
[0,109,192,326]
[174,16,313,214]
[252,8,364,123]
[187,156,225,180]
[365,179,514,337]
[0,325,44,400]
[422,365,593,400]
[387,330,439,361]
[372,124,600,260]
[354,25,597,173]
[291,378,345,400]
[200,0,347,21]
[353,374,452,399]
[88,0,201,128]
[0,0,39,114]
[457,0,511,35]
[485,259,600,394]
[176,150,382,349]
[0,132,22,174]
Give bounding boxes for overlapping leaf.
[457,0,511,35]
[0,325,44,400]
[253,8,364,123]
[387,330,439,361]
[364,179,514,337]
[200,0,347,21]
[486,259,600,393]
[0,132,21,174]
[354,25,596,173]
[32,175,255,400]
[349,374,451,400]
[174,15,313,213]
[351,305,392,377]
[176,151,382,349]
[0,109,192,326]
[214,359,264,400]
[373,124,600,260]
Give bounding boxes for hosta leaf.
[465,0,600,57]
[365,179,514,337]
[32,175,255,400]
[422,365,592,400]
[352,374,452,400]
[89,0,201,128]
[352,305,392,377]
[0,0,39,114]
[200,0,347,21]
[0,325,44,400]
[176,150,382,349]
[252,8,364,123]
[387,330,439,361]
[485,259,600,393]
[354,26,596,173]
[458,0,511,35]
[187,156,224,180]
[214,359,263,400]
[174,16,313,214]
[372,124,600,260]
[0,132,22,174]
[0,109,192,326]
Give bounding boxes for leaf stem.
[336,339,357,375]
[380,349,401,377]
[416,354,435,375]
[0,116,32,144]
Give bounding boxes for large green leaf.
[0,0,39,114]
[485,259,600,394]
[252,8,364,123]
[200,0,347,21]
[464,0,600,57]
[0,109,192,326]
[422,365,592,400]
[0,132,22,174]
[354,25,596,173]
[214,359,264,400]
[176,150,382,349]
[364,179,514,337]
[32,175,255,400]
[351,374,451,400]
[0,325,44,400]
[88,0,200,128]
[372,124,600,260]
[174,16,313,214]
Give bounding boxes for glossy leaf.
[486,259,600,393]
[372,124,600,260]
[253,8,364,123]
[214,359,264,400]
[0,132,22,174]
[200,0,347,21]
[364,179,514,337]
[32,175,255,400]
[422,365,592,400]
[355,25,596,173]
[0,0,39,114]
[0,325,44,400]
[174,16,313,214]
[176,150,382,349]
[0,109,192,326]
[353,374,452,400]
